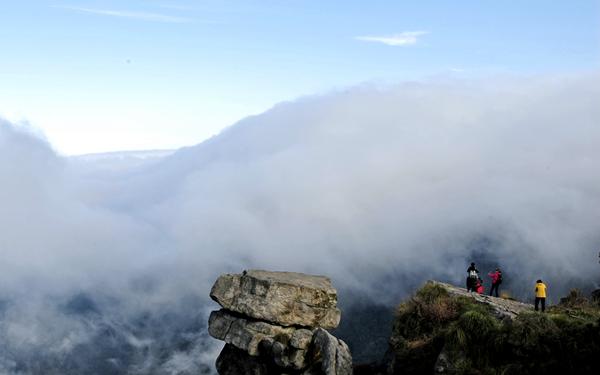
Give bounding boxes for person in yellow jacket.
[535,279,547,312]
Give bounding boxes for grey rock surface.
[291,329,314,350]
[209,310,354,372]
[210,269,341,329]
[429,280,533,319]
[434,346,463,374]
[208,309,297,356]
[434,349,450,374]
[309,328,353,375]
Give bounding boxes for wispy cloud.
[56,6,191,23]
[155,3,198,11]
[355,31,428,46]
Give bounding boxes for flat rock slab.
[209,309,312,359]
[209,309,297,356]
[210,270,341,329]
[429,280,533,319]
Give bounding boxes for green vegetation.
[388,284,600,375]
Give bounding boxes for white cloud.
[355,31,428,46]
[57,6,191,23]
[1,73,600,372]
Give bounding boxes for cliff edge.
[363,280,600,375]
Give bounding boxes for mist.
[1,74,599,373]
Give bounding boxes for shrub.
[559,289,589,308]
[394,283,461,340]
[508,312,561,354]
[446,310,500,368]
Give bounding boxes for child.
[476,278,485,294]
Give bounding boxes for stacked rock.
[208,270,353,375]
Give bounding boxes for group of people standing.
[466,263,503,297]
[466,262,548,312]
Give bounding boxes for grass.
[389,283,600,375]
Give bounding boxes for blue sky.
[1,0,598,154]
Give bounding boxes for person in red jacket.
[488,268,502,297]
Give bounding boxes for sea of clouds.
[1,74,599,373]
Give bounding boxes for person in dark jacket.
[466,262,479,292]
[488,268,502,297]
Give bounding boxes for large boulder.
[210,269,341,329]
[209,309,312,369]
[208,270,352,374]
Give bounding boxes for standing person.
[466,263,479,292]
[488,268,502,297]
[535,279,547,312]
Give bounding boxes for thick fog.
[1,74,599,373]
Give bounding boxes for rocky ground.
[427,281,533,319]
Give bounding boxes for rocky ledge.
[208,270,352,375]
[428,280,533,319]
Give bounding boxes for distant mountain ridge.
[69,149,176,171]
[73,149,176,161]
